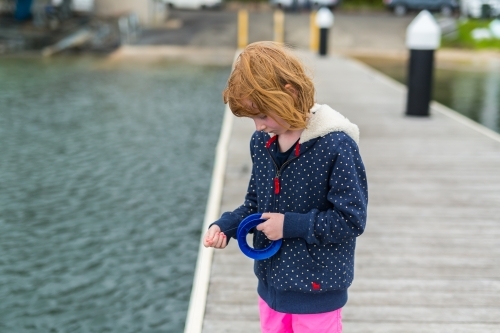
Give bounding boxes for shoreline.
[105,45,236,66]
[102,45,500,69]
[2,44,497,71]
[336,48,500,62]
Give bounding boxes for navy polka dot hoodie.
[214,104,368,314]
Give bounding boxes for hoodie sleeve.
[283,137,368,245]
[211,133,259,239]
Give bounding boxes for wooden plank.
[351,278,500,292]
[203,320,260,333]
[346,291,500,307]
[343,306,500,323]
[205,304,260,320]
[343,323,500,333]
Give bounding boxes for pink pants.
[258,297,342,333]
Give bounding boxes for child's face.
[252,114,288,136]
[242,99,289,135]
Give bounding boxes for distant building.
[94,0,167,27]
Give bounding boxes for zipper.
[264,137,300,309]
[265,143,300,201]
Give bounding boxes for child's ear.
[284,84,298,99]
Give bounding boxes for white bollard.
[405,10,441,116]
[315,7,334,56]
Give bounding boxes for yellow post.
[238,9,249,49]
[273,9,285,44]
[310,11,319,52]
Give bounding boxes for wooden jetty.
[187,50,500,333]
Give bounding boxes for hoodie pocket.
[269,239,352,293]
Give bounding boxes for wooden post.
[274,9,285,44]
[309,11,318,52]
[238,9,248,49]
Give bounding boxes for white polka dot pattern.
[250,131,368,293]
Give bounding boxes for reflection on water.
[0,56,230,332]
[354,56,500,134]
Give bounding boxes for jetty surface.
[192,50,500,333]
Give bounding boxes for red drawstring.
[265,135,277,148]
[295,142,300,156]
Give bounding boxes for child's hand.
[256,213,284,241]
[203,224,227,249]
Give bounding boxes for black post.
[315,7,333,57]
[319,28,328,56]
[406,49,434,117]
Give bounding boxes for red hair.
[222,42,315,130]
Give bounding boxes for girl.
[203,41,368,333]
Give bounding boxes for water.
[0,56,230,332]
[354,56,500,134]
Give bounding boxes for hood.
[299,104,359,144]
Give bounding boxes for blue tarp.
[15,0,34,21]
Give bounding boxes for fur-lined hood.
[299,104,359,144]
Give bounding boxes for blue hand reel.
[237,213,283,260]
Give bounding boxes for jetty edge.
[183,104,233,333]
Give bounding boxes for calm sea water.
[355,56,500,134]
[0,56,230,332]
